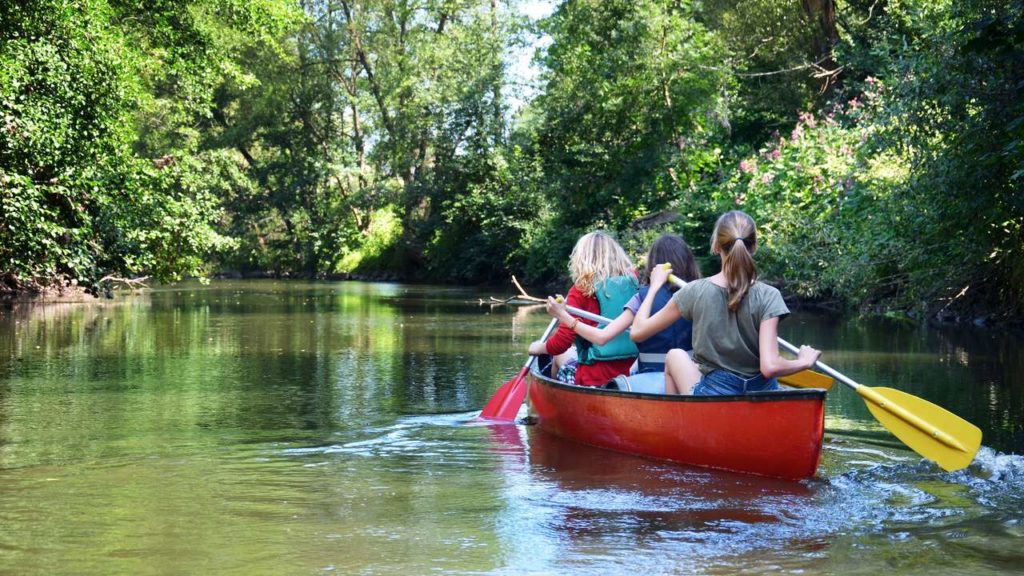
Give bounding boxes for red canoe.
[527,369,827,480]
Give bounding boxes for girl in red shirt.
[527,231,637,386]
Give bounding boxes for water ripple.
[275,414,1024,574]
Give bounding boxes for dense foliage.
[2,0,1021,319]
[1,0,296,287]
[715,0,1024,318]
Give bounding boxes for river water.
[0,280,1021,575]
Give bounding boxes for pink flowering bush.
[709,84,898,305]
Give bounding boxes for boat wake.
[277,415,1024,574]
[278,411,504,471]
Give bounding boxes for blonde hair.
[711,211,758,311]
[569,231,634,297]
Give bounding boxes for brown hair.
[569,231,634,297]
[641,234,701,288]
[712,211,758,311]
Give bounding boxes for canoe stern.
[528,371,826,480]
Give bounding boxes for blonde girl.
[528,231,638,386]
[630,211,820,395]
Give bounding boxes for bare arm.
[528,339,548,356]
[529,287,585,356]
[630,265,680,342]
[757,316,821,378]
[546,296,635,346]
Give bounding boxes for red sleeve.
[544,286,599,355]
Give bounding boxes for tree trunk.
[802,0,841,90]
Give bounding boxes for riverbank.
[212,269,404,283]
[0,273,98,304]
[4,271,1022,329]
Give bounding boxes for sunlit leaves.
[532,0,730,230]
[0,0,294,286]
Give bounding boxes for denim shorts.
[692,369,779,396]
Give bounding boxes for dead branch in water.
[511,275,544,302]
[478,275,546,307]
[99,275,151,290]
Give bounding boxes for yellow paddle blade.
[779,370,834,391]
[858,386,982,472]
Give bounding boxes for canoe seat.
[605,372,666,395]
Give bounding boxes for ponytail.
[711,211,758,311]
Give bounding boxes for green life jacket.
[576,274,640,365]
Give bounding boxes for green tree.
[0,0,296,287]
[698,0,842,141]
[532,0,730,231]
[711,0,1024,318]
[207,0,518,277]
[841,0,1024,316]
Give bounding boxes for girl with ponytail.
[630,211,821,396]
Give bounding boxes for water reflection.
[483,424,828,572]
[478,421,1024,575]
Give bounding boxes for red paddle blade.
[479,366,529,421]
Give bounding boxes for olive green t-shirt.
[671,279,789,378]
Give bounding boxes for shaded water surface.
[1,280,1022,574]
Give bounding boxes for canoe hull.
[527,371,826,480]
